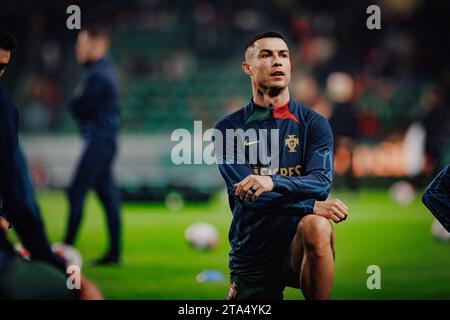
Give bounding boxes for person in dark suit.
[63,25,122,265]
[0,30,102,299]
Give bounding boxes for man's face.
[0,48,11,78]
[75,31,108,64]
[75,31,92,64]
[243,37,291,90]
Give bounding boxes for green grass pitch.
[11,189,450,299]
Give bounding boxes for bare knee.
[298,215,333,258]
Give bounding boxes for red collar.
[273,102,300,123]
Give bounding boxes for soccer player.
[0,29,67,274]
[0,31,22,275]
[214,32,348,300]
[0,30,102,300]
[63,26,122,265]
[422,164,450,232]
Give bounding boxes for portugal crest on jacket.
[285,135,299,153]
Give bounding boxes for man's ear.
[242,61,251,76]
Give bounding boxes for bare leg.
[291,215,334,300]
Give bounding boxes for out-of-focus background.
[2,0,450,299]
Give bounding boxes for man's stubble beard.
[257,79,288,98]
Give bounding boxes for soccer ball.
[431,219,450,242]
[389,181,416,205]
[52,242,83,268]
[185,222,219,250]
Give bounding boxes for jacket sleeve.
[422,165,450,232]
[0,88,19,211]
[214,118,315,216]
[0,91,67,273]
[271,114,333,201]
[8,148,67,272]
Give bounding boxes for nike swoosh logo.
[243,140,260,146]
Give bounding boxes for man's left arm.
[238,115,333,201]
[272,115,333,200]
[234,115,348,222]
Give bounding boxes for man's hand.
[0,216,10,233]
[313,198,348,223]
[234,175,274,201]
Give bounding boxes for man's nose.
[273,55,282,67]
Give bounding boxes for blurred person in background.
[0,30,102,300]
[421,85,450,177]
[292,74,332,120]
[63,25,122,266]
[327,72,360,192]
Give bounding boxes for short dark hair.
[0,30,17,52]
[83,24,110,40]
[245,31,286,52]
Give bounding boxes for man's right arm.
[214,118,315,216]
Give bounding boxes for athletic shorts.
[227,226,335,300]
